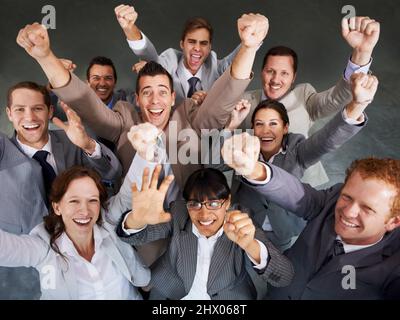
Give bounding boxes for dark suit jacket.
[243,163,400,300]
[117,200,294,300]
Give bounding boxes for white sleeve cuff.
[127,32,147,51]
[344,57,373,82]
[86,142,102,159]
[126,152,159,189]
[342,108,365,124]
[244,162,272,185]
[121,211,147,235]
[248,240,269,270]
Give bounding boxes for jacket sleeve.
[254,228,294,287]
[51,73,128,143]
[190,67,252,133]
[241,163,340,221]
[0,228,48,268]
[294,110,366,169]
[304,77,352,121]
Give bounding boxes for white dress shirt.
[17,134,102,174]
[337,235,383,254]
[56,225,140,300]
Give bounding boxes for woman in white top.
[0,166,150,300]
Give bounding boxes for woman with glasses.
[117,165,293,300]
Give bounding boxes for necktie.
[334,239,345,256]
[33,150,57,196]
[187,77,200,98]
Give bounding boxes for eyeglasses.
[186,199,227,211]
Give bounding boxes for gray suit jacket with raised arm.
[117,200,294,300]
[130,33,240,105]
[242,163,400,300]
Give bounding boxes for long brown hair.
[44,166,109,257]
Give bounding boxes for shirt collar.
[56,224,107,257]
[336,235,384,254]
[180,59,204,82]
[260,147,286,163]
[191,223,224,241]
[16,134,52,158]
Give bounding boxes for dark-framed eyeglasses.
[186,199,227,211]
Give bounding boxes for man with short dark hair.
[115,4,240,105]
[86,56,128,110]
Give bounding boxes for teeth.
[73,218,91,225]
[97,89,107,92]
[341,216,358,228]
[270,85,281,90]
[199,220,213,226]
[261,137,274,142]
[23,124,39,129]
[149,109,163,114]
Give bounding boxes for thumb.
[159,212,172,223]
[52,117,68,131]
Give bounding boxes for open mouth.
[73,218,92,226]
[22,124,40,131]
[199,220,214,226]
[147,108,165,120]
[190,54,202,66]
[268,83,282,91]
[260,137,275,146]
[340,215,360,229]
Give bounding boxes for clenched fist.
[221,132,260,176]
[115,4,138,30]
[127,122,163,161]
[237,14,269,48]
[16,23,51,59]
[351,73,379,105]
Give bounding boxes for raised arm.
[115,4,160,62]
[0,227,48,268]
[191,14,269,131]
[221,132,333,220]
[296,73,378,168]
[305,16,380,121]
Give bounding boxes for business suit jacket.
[52,68,251,190]
[0,132,46,300]
[11,130,121,185]
[243,163,400,300]
[240,78,352,187]
[117,200,294,300]
[130,33,240,105]
[233,110,366,250]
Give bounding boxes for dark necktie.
[33,150,57,196]
[334,239,345,256]
[187,77,200,98]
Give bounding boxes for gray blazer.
[0,170,151,300]
[0,132,46,300]
[243,163,400,300]
[11,129,122,184]
[117,200,294,300]
[241,78,352,187]
[234,110,366,249]
[130,33,240,105]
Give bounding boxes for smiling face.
[188,197,231,238]
[88,64,116,104]
[52,177,101,242]
[335,171,398,245]
[180,28,212,75]
[261,55,296,100]
[253,108,288,160]
[136,74,176,130]
[6,88,53,149]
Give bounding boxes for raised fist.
[16,23,51,59]
[127,123,163,161]
[115,4,138,30]
[224,210,256,251]
[237,14,269,48]
[226,99,251,130]
[342,16,380,54]
[221,132,260,176]
[350,73,379,105]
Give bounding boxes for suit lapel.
[178,223,198,292]
[50,132,66,173]
[207,234,232,290]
